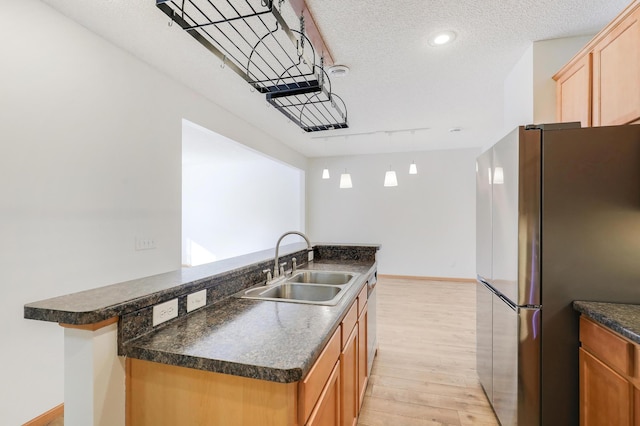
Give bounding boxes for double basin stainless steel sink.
[239,270,359,306]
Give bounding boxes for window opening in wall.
[182,119,305,267]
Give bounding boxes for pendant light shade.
[409,162,418,175]
[322,168,330,179]
[384,170,398,187]
[339,171,353,189]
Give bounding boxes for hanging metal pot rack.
[267,65,347,132]
[156,0,348,132]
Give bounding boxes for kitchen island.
[25,242,379,426]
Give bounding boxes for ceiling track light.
[310,127,431,140]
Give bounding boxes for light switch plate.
[187,290,207,312]
[152,298,178,326]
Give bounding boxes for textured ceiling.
[39,0,630,157]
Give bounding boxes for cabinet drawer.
[580,316,633,375]
[341,302,358,349]
[357,285,368,315]
[300,327,341,425]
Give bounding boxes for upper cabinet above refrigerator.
[554,2,640,127]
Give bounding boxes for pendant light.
[322,168,330,179]
[339,169,353,189]
[384,166,398,187]
[409,162,418,175]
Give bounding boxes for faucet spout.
[274,231,312,278]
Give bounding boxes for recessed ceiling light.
[428,31,456,47]
[327,65,350,78]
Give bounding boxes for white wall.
[307,149,478,278]
[182,121,305,265]
[532,36,593,124]
[504,45,535,131]
[0,1,305,424]
[503,36,593,134]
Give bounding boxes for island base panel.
[126,358,298,426]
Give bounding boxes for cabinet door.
[357,305,368,409]
[307,361,341,426]
[579,348,632,425]
[341,325,358,426]
[593,7,640,126]
[556,53,592,127]
[300,328,341,424]
[635,387,640,425]
[555,53,592,127]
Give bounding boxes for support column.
[61,318,125,426]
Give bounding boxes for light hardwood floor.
[45,276,496,426]
[357,276,498,426]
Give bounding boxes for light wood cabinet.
[579,348,632,425]
[300,328,342,425]
[357,288,368,407]
[554,1,640,127]
[555,53,592,127]
[592,6,640,126]
[340,302,359,426]
[307,361,341,426]
[579,316,638,425]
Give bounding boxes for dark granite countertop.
[573,301,640,344]
[122,261,376,383]
[24,242,316,324]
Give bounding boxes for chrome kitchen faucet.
[273,231,312,279]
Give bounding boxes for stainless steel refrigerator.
[476,123,640,426]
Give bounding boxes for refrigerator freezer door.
[491,127,541,306]
[492,294,541,426]
[476,280,493,402]
[492,293,518,425]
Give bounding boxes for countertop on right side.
[573,301,640,344]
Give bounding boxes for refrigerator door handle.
[479,278,500,297]
[477,274,490,285]
[498,293,517,312]
[485,283,498,295]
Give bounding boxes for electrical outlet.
[308,250,314,262]
[152,298,178,326]
[187,290,207,312]
[135,237,156,251]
